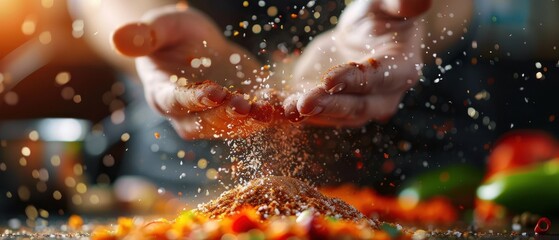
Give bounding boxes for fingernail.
[286,110,305,122]
[226,106,248,118]
[300,106,323,116]
[327,83,346,93]
[200,97,218,107]
[229,95,251,116]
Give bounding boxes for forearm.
[68,0,178,76]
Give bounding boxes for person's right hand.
[283,0,431,127]
[112,4,277,140]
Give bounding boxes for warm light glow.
[55,72,71,85]
[65,177,76,187]
[120,132,130,142]
[89,194,100,204]
[0,0,22,20]
[111,109,125,124]
[61,87,75,100]
[38,31,52,44]
[76,183,87,194]
[206,168,218,179]
[28,130,39,141]
[39,209,49,218]
[25,205,38,220]
[73,164,83,176]
[4,92,19,105]
[53,190,62,200]
[197,158,208,169]
[50,155,61,166]
[21,18,36,35]
[72,194,82,205]
[21,146,31,157]
[176,1,188,10]
[72,95,82,103]
[72,19,85,38]
[41,0,53,8]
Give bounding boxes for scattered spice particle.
[225,124,317,185]
[354,149,362,158]
[356,161,364,170]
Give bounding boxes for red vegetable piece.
[535,217,551,234]
[309,217,328,240]
[487,130,558,178]
[231,214,259,233]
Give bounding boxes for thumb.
[111,5,193,57]
[112,22,157,57]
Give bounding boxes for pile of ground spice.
[195,176,375,226]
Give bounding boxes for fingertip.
[112,23,157,57]
[296,88,327,116]
[285,108,305,123]
[283,96,305,123]
[202,84,228,105]
[227,94,251,117]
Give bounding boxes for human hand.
[111,5,279,139]
[284,0,431,127]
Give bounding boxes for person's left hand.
[284,0,430,127]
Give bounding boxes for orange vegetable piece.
[116,217,133,238]
[90,227,117,240]
[68,214,84,230]
[142,220,172,240]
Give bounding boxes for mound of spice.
[195,176,375,226]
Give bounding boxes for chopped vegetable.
[477,160,559,214]
[486,130,558,178]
